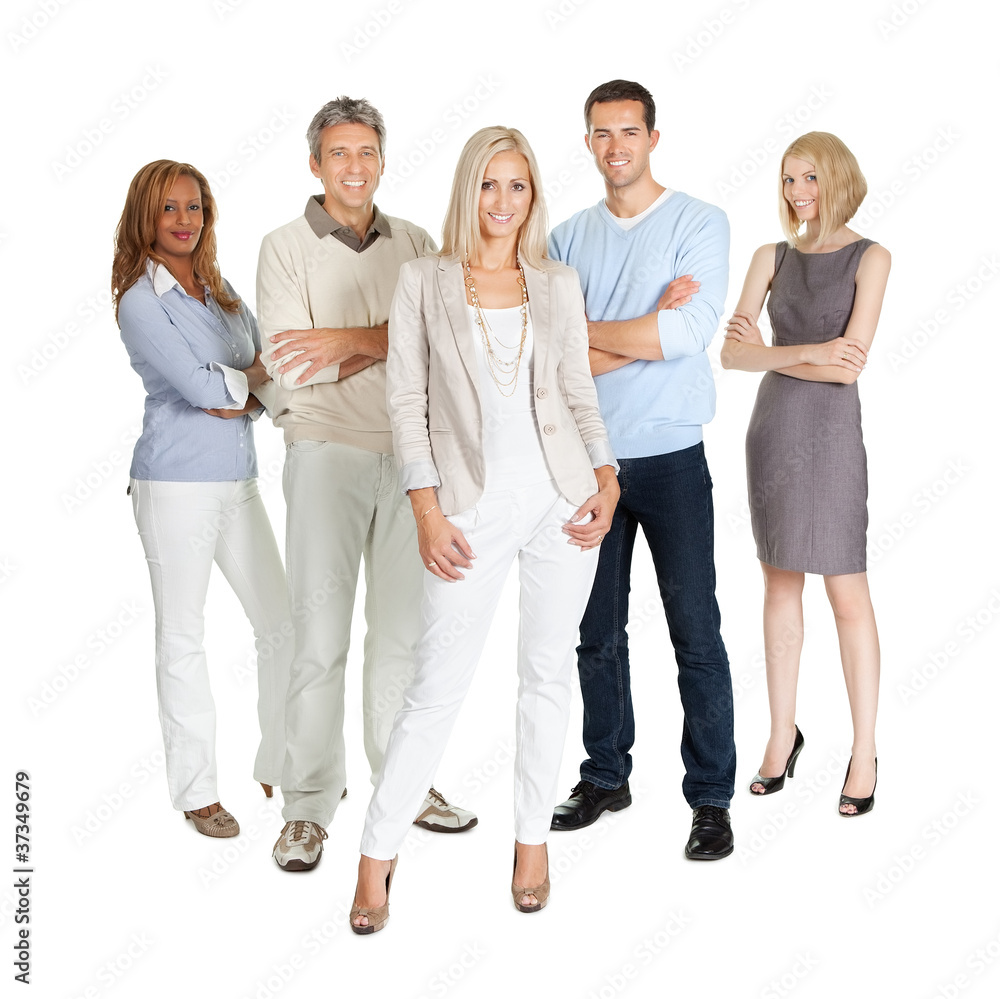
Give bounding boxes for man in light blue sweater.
[549,79,737,859]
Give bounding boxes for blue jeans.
[577,443,736,808]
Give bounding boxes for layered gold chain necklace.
[464,260,528,397]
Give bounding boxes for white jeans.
[360,479,599,859]
[280,441,423,826]
[130,478,292,811]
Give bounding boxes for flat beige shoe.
[512,843,549,913]
[184,804,239,838]
[350,856,398,935]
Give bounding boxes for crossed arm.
[585,212,730,376]
[255,235,387,388]
[268,324,387,385]
[720,242,891,384]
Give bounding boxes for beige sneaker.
[413,788,478,833]
[273,820,327,871]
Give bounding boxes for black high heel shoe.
[839,757,876,816]
[749,725,804,795]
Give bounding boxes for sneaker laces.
[426,787,450,808]
[286,820,327,844]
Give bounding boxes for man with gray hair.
[258,96,476,872]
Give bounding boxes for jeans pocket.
[287,439,329,453]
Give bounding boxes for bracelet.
[419,505,438,522]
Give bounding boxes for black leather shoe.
[684,805,734,860]
[550,780,631,831]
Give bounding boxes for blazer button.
[543,424,556,435]
[536,387,548,399]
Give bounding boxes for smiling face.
[478,150,533,242]
[585,99,659,190]
[309,121,384,222]
[152,174,203,264]
[782,155,820,222]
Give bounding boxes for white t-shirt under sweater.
[467,304,551,490]
[257,211,435,452]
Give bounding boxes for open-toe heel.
[749,725,804,795]
[511,843,549,913]
[350,856,398,934]
[839,757,876,817]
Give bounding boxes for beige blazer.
[386,254,616,516]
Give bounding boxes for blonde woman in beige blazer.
[350,127,619,933]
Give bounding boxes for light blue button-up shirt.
[119,262,262,481]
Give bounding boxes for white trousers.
[130,478,292,811]
[360,479,599,859]
[280,441,423,826]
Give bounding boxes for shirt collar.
[146,259,210,300]
[147,259,179,297]
[304,194,392,244]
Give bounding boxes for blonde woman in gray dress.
[720,132,890,816]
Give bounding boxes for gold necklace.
[464,260,528,397]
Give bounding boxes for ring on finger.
[427,561,437,568]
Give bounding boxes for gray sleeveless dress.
[745,239,875,575]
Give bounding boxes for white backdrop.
[4,0,998,996]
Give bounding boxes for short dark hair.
[307,96,386,162]
[584,80,656,133]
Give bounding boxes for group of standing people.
[111,79,890,934]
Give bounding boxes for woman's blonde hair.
[112,159,238,319]
[439,126,552,269]
[779,132,867,247]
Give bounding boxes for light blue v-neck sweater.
[549,192,729,459]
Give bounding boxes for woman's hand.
[724,310,766,346]
[412,501,475,581]
[563,466,620,551]
[243,351,272,393]
[203,393,260,419]
[802,337,868,373]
